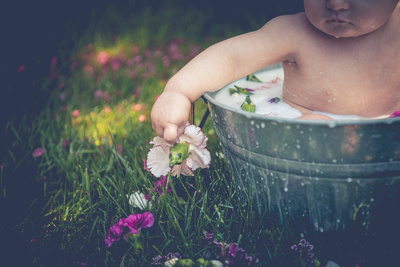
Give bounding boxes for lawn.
[0,1,395,266]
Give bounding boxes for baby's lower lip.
[328,19,347,23]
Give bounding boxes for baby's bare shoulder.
[262,12,310,34]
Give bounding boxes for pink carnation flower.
[146,123,211,177]
[105,212,154,248]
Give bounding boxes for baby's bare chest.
[282,52,400,116]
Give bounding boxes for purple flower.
[268,97,281,103]
[213,241,256,266]
[32,148,44,158]
[203,231,214,241]
[151,252,181,265]
[291,239,316,266]
[124,212,155,234]
[105,218,125,248]
[104,212,155,248]
[94,90,104,98]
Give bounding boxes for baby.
[151,0,400,143]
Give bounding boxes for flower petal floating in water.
[234,85,254,95]
[246,73,262,82]
[268,97,280,103]
[241,96,256,113]
[147,123,211,177]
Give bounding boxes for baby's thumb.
[163,124,178,144]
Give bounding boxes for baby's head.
[303,0,399,38]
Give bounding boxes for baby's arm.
[151,15,299,143]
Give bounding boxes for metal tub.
[203,67,400,232]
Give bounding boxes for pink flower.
[51,56,58,69]
[124,212,154,234]
[97,51,110,65]
[162,56,170,67]
[103,92,111,102]
[72,110,80,117]
[105,218,125,248]
[17,64,26,72]
[139,114,146,122]
[59,92,66,100]
[189,45,201,59]
[111,57,121,71]
[32,148,44,157]
[94,90,104,98]
[146,123,211,177]
[150,176,173,197]
[62,139,68,149]
[105,212,154,248]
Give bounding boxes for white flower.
[126,191,151,210]
[147,123,211,177]
[164,257,179,267]
[211,260,224,267]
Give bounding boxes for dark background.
[1,0,304,65]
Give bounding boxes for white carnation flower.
[126,191,151,210]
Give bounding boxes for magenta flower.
[17,64,26,72]
[124,212,155,234]
[152,176,173,195]
[111,57,121,71]
[32,148,44,158]
[105,212,155,248]
[146,123,211,177]
[213,241,256,266]
[105,218,125,248]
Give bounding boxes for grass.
[1,1,397,266]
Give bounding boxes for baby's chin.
[319,25,380,39]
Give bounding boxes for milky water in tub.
[214,66,381,120]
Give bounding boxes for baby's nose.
[326,0,350,11]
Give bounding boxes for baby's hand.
[151,91,192,144]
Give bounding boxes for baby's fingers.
[163,124,179,144]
